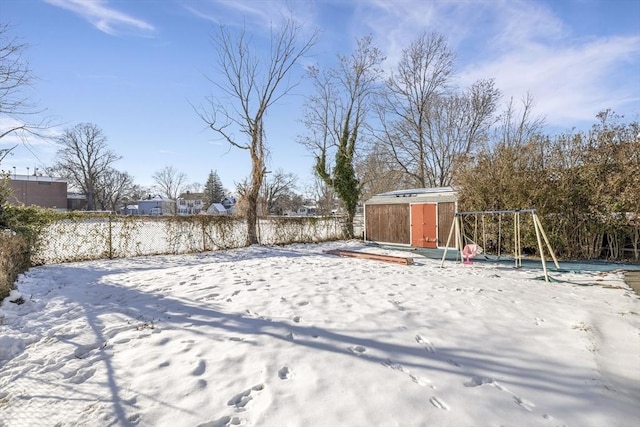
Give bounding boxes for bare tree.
[52,123,121,210]
[424,79,500,186]
[376,33,499,187]
[152,165,188,201]
[300,36,385,237]
[187,182,203,193]
[197,18,317,245]
[491,93,545,148]
[304,175,338,216]
[122,183,149,208]
[0,23,53,162]
[95,168,135,212]
[356,143,411,202]
[373,33,454,188]
[261,169,298,215]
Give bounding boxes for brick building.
[7,175,68,210]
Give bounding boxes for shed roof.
[365,186,457,205]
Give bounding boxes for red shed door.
[411,204,437,248]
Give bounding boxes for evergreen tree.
[203,170,225,207]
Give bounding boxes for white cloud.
[459,34,640,126]
[184,0,316,34]
[351,0,639,127]
[43,0,154,36]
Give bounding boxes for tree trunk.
[246,138,264,246]
[344,209,355,239]
[246,193,259,245]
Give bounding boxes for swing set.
[440,209,559,282]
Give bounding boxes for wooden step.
[323,249,414,265]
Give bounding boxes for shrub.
[0,203,59,299]
[0,231,30,301]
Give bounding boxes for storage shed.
[364,187,458,248]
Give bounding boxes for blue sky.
[1,0,639,192]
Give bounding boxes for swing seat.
[462,244,479,265]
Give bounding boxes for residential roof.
[206,203,227,214]
[139,195,173,202]
[178,192,204,200]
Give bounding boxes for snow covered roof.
[178,192,204,201]
[139,195,173,202]
[366,186,457,204]
[206,203,228,214]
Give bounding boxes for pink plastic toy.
[462,244,478,265]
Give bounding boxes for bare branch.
[0,22,56,152]
[197,17,318,244]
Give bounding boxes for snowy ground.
[1,241,638,427]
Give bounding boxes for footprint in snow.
[389,300,407,311]
[348,345,367,355]
[447,359,463,367]
[127,413,141,424]
[381,359,429,387]
[69,366,96,384]
[464,376,535,411]
[198,416,241,427]
[192,360,206,376]
[227,384,265,411]
[73,343,101,359]
[429,396,450,410]
[464,376,496,387]
[278,366,291,379]
[514,395,535,411]
[415,334,435,352]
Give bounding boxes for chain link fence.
[31,214,347,265]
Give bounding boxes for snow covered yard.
[0,241,638,427]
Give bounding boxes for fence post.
[108,214,113,259]
[202,217,207,252]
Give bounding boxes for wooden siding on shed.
[365,204,410,245]
[438,202,456,247]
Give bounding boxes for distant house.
[285,205,318,217]
[177,192,204,215]
[206,203,228,216]
[120,204,139,215]
[219,196,237,215]
[220,196,235,209]
[138,195,175,216]
[6,174,68,210]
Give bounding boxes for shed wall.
[437,202,456,246]
[365,204,410,245]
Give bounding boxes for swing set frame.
[440,209,559,282]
